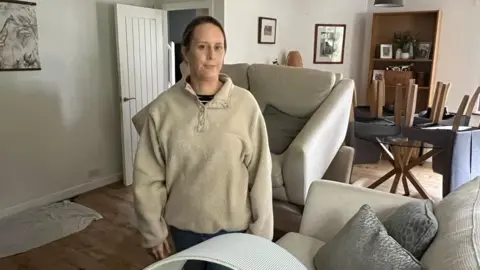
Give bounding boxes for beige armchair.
[216,63,355,234]
[132,63,355,235]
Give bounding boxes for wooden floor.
[0,160,442,270]
[351,160,443,202]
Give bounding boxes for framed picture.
[417,42,432,59]
[372,70,385,81]
[258,17,277,44]
[380,44,393,59]
[313,24,346,64]
[0,0,41,71]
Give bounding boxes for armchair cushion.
[220,63,250,89]
[271,153,284,188]
[383,200,438,260]
[263,104,310,154]
[247,64,335,115]
[313,204,423,270]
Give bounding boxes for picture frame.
[380,44,393,59]
[313,24,346,64]
[416,42,432,60]
[0,0,41,71]
[257,17,277,44]
[372,70,385,81]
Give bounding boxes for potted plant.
[393,31,417,59]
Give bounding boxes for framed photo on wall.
[0,0,41,71]
[313,24,346,64]
[258,17,277,44]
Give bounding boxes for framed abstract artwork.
[258,17,277,44]
[0,0,41,71]
[313,24,346,64]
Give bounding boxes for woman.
[133,16,273,270]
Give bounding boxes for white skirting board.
[0,173,122,220]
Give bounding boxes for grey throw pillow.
[382,200,438,260]
[313,204,424,270]
[263,104,309,155]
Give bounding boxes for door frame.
[157,0,225,26]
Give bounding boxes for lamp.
[374,0,404,7]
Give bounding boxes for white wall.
[223,0,297,65]
[0,0,154,217]
[293,0,368,89]
[367,0,480,123]
[223,0,368,87]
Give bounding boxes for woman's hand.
[147,240,171,261]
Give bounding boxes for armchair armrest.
[299,180,418,242]
[282,79,355,206]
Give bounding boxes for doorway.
[115,1,224,186]
[167,8,208,83]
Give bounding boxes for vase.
[286,51,303,67]
[395,48,402,59]
[416,72,426,86]
[409,43,414,58]
[401,52,410,59]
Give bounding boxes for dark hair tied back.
[181,16,227,51]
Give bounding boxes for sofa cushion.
[276,232,325,270]
[247,64,336,117]
[220,63,250,90]
[263,104,309,154]
[383,200,438,260]
[420,177,480,270]
[314,204,423,270]
[271,153,284,187]
[271,153,288,201]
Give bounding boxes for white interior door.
[115,4,169,186]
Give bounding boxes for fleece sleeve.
[246,109,274,241]
[133,113,169,248]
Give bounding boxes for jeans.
[170,226,244,270]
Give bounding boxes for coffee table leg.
[368,141,398,190]
[404,171,429,199]
[402,175,410,196]
[403,149,443,199]
[389,145,404,193]
[368,169,396,189]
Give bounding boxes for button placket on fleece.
[182,75,232,132]
[197,105,208,132]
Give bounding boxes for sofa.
[276,178,480,270]
[133,63,356,234]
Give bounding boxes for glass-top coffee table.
[356,133,443,200]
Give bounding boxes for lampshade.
[374,0,404,7]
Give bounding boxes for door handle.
[122,97,136,102]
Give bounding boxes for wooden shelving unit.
[366,10,442,112]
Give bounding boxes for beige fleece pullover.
[133,74,273,248]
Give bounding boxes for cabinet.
[366,10,442,112]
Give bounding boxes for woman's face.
[183,23,225,82]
